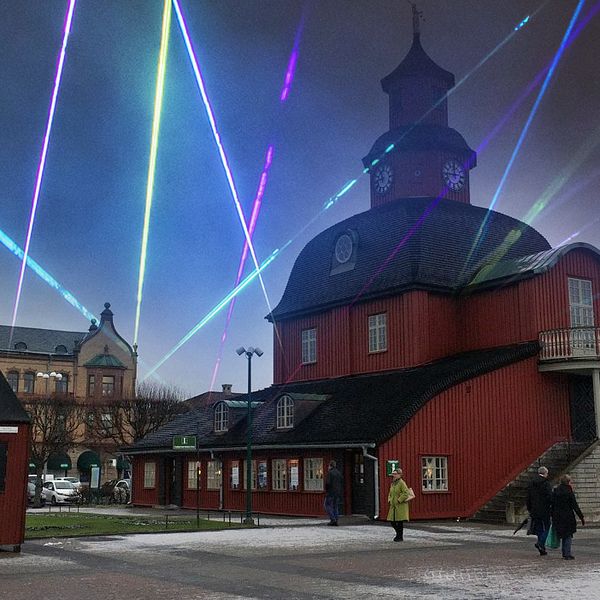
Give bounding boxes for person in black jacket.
[552,474,585,560]
[324,460,343,526]
[526,466,553,555]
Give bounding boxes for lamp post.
[236,346,263,525]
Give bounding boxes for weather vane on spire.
[406,1,424,38]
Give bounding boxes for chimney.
[222,384,233,395]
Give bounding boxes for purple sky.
[1,1,598,396]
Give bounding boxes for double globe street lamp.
[236,346,263,525]
[36,371,63,394]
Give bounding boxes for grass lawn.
[26,512,240,539]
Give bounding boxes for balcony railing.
[539,327,600,361]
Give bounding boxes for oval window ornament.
[335,234,353,264]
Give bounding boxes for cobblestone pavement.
[2,520,599,599]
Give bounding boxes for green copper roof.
[84,353,125,368]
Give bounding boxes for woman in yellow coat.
[387,468,410,541]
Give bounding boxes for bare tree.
[90,382,188,450]
[23,396,85,507]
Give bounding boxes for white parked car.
[54,476,82,490]
[42,480,81,504]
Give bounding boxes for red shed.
[0,371,31,552]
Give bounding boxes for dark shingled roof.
[381,35,455,91]
[126,342,538,453]
[0,325,86,355]
[362,124,476,168]
[269,198,550,320]
[0,371,30,424]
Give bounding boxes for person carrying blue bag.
[551,474,585,560]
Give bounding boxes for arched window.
[55,373,68,394]
[55,345,68,354]
[7,371,19,393]
[23,372,35,394]
[276,395,294,429]
[14,341,27,350]
[214,402,229,432]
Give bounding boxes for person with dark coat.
[526,466,553,555]
[324,460,343,525]
[551,474,585,560]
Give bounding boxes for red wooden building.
[0,371,31,552]
[128,19,600,521]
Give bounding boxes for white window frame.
[301,328,317,364]
[214,402,229,432]
[144,462,156,488]
[101,375,114,397]
[303,458,324,491]
[421,456,448,492]
[368,312,388,353]
[243,460,257,490]
[187,460,202,490]
[568,278,595,354]
[276,395,294,429]
[272,459,287,491]
[207,460,222,490]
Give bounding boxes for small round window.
[335,234,353,264]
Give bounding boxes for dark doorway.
[351,452,374,517]
[570,375,597,442]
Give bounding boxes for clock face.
[373,164,393,194]
[442,159,466,191]
[334,234,353,264]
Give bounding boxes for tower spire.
[408,1,423,39]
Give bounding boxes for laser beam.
[172,0,275,320]
[11,0,76,338]
[133,0,172,347]
[462,0,586,270]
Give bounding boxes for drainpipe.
[593,369,600,439]
[362,447,379,519]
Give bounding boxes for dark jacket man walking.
[324,460,343,525]
[526,466,553,555]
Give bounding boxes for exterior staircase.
[472,440,591,524]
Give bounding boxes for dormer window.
[214,402,229,432]
[276,395,294,429]
[55,345,68,354]
[14,342,27,350]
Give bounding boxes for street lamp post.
[236,346,263,525]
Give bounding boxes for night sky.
[1,1,598,396]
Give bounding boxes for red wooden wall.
[274,248,600,384]
[377,356,571,519]
[0,424,30,548]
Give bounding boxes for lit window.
[304,458,324,491]
[368,313,387,353]
[7,371,19,393]
[230,460,240,490]
[276,395,294,429]
[144,462,156,488]
[102,375,115,396]
[243,460,257,490]
[101,412,113,433]
[421,456,448,491]
[301,328,317,364]
[23,372,35,394]
[207,460,222,490]
[55,374,68,394]
[88,375,95,397]
[288,458,300,491]
[272,459,287,491]
[257,460,268,489]
[214,402,229,432]
[187,460,201,490]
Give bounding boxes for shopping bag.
[406,487,415,501]
[545,524,559,549]
[526,518,535,536]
